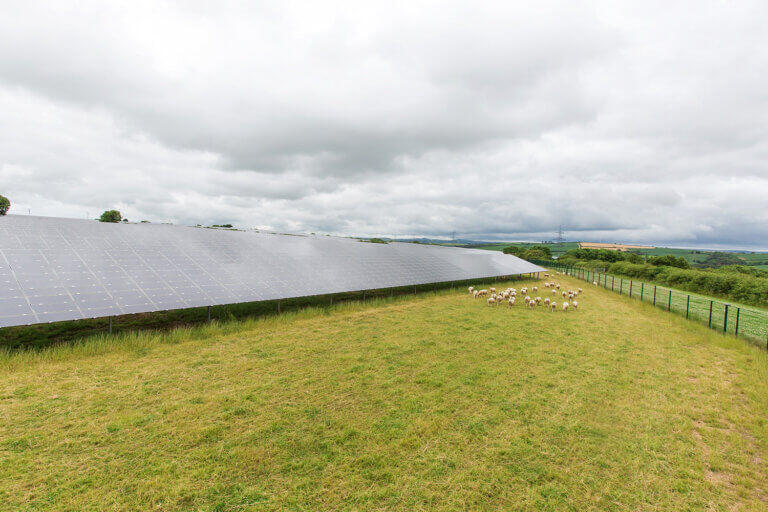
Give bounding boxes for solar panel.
[0,215,545,328]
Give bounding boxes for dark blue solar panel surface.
[0,215,545,327]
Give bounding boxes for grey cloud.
[0,1,767,249]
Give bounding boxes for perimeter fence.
[532,260,768,350]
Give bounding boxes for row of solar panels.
[0,215,545,328]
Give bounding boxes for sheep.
[552,289,556,296]
[473,290,480,299]
[562,291,567,298]
[550,301,557,312]
[544,273,549,277]
[528,299,536,310]
[544,282,550,288]
[524,295,531,305]
[593,281,598,286]
[487,297,495,306]
[572,300,578,310]
[490,287,496,294]
[468,286,474,294]
[544,297,551,305]
[521,287,528,295]
[578,287,583,293]
[535,296,542,305]
[555,284,561,290]
[478,289,489,296]
[508,297,515,307]
[563,301,569,312]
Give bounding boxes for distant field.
[2,276,768,510]
[630,247,768,265]
[579,242,654,250]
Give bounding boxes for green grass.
[2,276,768,511]
[557,266,768,342]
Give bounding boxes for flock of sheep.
[468,272,584,312]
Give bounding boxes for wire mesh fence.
[533,260,768,349]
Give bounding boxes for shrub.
[0,194,9,215]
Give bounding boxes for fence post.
[653,286,657,306]
[641,282,644,301]
[612,275,615,291]
[629,280,633,297]
[708,301,713,328]
[108,316,113,335]
[723,304,729,333]
[620,279,623,295]
[207,306,211,322]
[277,299,281,313]
[667,290,672,311]
[735,307,740,336]
[686,295,690,319]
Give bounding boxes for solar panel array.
[0,215,545,328]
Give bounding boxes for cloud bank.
[1,1,767,248]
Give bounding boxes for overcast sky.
[1,1,766,248]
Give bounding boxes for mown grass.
[560,267,768,342]
[2,275,768,511]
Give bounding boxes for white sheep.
[532,286,538,292]
[578,287,583,293]
[552,289,556,295]
[487,297,495,306]
[490,287,496,293]
[508,297,515,307]
[562,291,567,298]
[468,286,474,294]
[544,282,550,288]
[550,301,557,312]
[556,284,561,290]
[528,299,536,309]
[535,296,542,305]
[563,302,569,312]
[593,281,598,286]
[544,297,551,305]
[572,301,578,310]
[473,290,480,299]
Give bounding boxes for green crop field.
[2,276,768,511]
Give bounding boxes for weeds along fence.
[532,260,768,350]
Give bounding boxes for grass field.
[557,266,768,342]
[2,275,768,511]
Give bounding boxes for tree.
[502,245,525,257]
[697,252,743,268]
[647,255,691,269]
[522,248,549,261]
[528,245,552,259]
[0,195,9,216]
[99,210,122,223]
